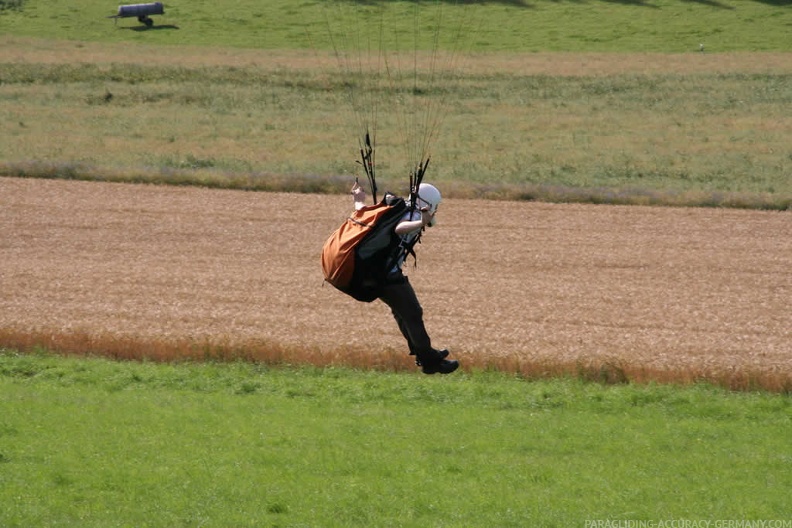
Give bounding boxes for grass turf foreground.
[1,351,790,527]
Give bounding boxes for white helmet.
[416,183,441,214]
[415,183,441,227]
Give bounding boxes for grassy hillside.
[0,0,790,52]
[2,1,791,208]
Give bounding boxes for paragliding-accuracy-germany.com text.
[584,520,792,528]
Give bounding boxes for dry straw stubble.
[2,177,790,390]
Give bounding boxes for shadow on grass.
[750,0,792,5]
[368,0,792,10]
[681,0,734,9]
[120,24,180,32]
[338,0,788,8]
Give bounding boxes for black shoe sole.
[422,359,459,375]
[415,349,450,367]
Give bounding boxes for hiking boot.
[421,359,459,375]
[416,349,458,375]
[414,348,449,367]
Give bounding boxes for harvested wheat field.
[1,177,790,390]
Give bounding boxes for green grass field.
[1,0,791,52]
[1,46,791,208]
[2,1,792,208]
[2,351,791,527]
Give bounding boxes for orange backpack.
[321,193,409,302]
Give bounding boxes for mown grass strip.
[1,0,791,52]
[3,328,791,393]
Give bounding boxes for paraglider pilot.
[351,181,460,375]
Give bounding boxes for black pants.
[377,273,432,357]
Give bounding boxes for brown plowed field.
[2,177,790,388]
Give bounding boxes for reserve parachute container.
[321,193,409,302]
